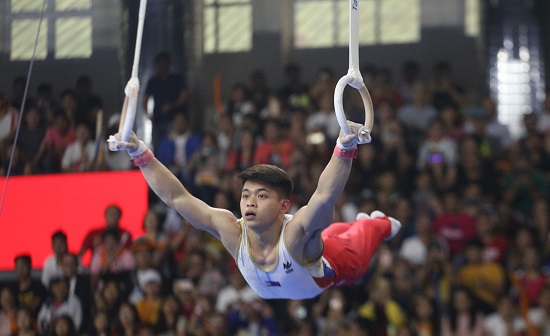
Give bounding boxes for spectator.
[143,52,188,152]
[458,239,506,314]
[88,310,110,336]
[61,123,96,172]
[409,294,440,336]
[59,253,92,333]
[18,104,46,170]
[156,112,201,186]
[483,296,526,336]
[113,302,140,336]
[155,295,185,336]
[399,210,448,267]
[224,82,256,128]
[177,249,225,299]
[440,287,484,336]
[225,129,256,173]
[42,230,68,288]
[306,90,340,143]
[253,118,295,168]
[0,287,17,336]
[89,228,136,282]
[416,119,458,192]
[134,269,163,327]
[397,82,437,142]
[215,261,259,314]
[187,132,224,206]
[74,75,103,133]
[48,314,78,336]
[429,61,466,111]
[14,307,37,336]
[37,276,82,333]
[510,246,548,309]
[433,191,477,258]
[358,276,407,336]
[0,91,19,146]
[93,280,122,329]
[79,204,132,263]
[527,284,550,336]
[13,255,47,316]
[33,109,76,174]
[137,209,169,269]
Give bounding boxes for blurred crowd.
[1,56,550,336]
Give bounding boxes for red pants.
[321,216,391,286]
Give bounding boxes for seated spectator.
[89,310,110,336]
[177,248,225,299]
[37,275,82,333]
[527,284,550,336]
[253,118,294,169]
[440,287,484,336]
[0,92,19,146]
[397,82,437,142]
[18,104,46,171]
[59,252,91,333]
[225,129,256,173]
[409,294,440,336]
[224,82,256,128]
[13,254,47,316]
[433,191,477,259]
[475,209,508,264]
[215,261,259,314]
[49,314,78,336]
[306,90,340,143]
[458,239,506,314]
[33,109,76,174]
[14,306,37,336]
[358,276,407,335]
[0,287,17,336]
[155,295,185,336]
[113,302,140,336]
[79,204,133,264]
[137,209,169,269]
[156,112,201,186]
[93,280,122,328]
[61,123,96,172]
[399,211,448,267]
[187,132,223,206]
[42,230,68,288]
[134,269,163,328]
[483,296,526,336]
[89,228,136,280]
[510,246,548,309]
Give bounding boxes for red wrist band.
[130,149,154,167]
[334,145,358,159]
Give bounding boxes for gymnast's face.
[240,181,288,228]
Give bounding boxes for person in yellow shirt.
[459,239,506,314]
[135,269,163,327]
[358,276,407,336]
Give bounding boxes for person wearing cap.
[135,269,163,327]
[37,275,82,333]
[128,237,158,304]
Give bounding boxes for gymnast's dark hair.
[239,164,294,199]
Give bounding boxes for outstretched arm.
[292,122,368,238]
[109,133,237,240]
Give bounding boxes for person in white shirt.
[61,123,96,172]
[215,262,259,313]
[41,231,68,288]
[37,276,82,333]
[483,296,526,336]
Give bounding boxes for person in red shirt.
[433,191,477,258]
[253,119,294,169]
[79,204,132,266]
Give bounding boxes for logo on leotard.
[283,261,294,274]
[266,280,281,287]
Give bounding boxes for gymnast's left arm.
[292,121,368,237]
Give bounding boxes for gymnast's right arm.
[108,132,237,240]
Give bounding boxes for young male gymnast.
[108,121,400,299]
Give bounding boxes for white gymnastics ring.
[119,0,147,143]
[334,0,374,143]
